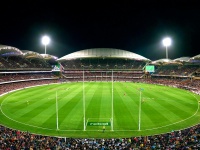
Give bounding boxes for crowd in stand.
[60,58,145,70]
[144,78,200,95]
[1,122,200,149]
[0,77,200,149]
[0,73,57,82]
[62,71,144,82]
[0,80,58,95]
[154,65,199,76]
[0,59,200,149]
[193,71,200,77]
[0,56,52,69]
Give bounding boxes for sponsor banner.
[87,122,111,126]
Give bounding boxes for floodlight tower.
[42,35,50,54]
[162,37,171,59]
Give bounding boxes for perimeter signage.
[87,122,111,126]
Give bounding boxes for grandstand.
[0,45,59,94]
[58,48,149,82]
[0,45,200,149]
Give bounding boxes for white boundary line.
[0,82,199,132]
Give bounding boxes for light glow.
[162,37,171,47]
[42,36,50,45]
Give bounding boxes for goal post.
[82,70,114,131]
[83,69,86,131]
[111,70,114,131]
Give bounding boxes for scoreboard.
[145,65,155,72]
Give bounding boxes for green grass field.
[0,82,200,138]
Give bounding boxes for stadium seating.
[153,64,199,76]
[0,47,200,149]
[59,58,146,70]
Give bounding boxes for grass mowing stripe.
[113,84,137,130]
[15,99,55,123]
[84,82,106,130]
[100,82,112,118]
[78,82,102,130]
[29,102,59,128]
[42,81,86,130]
[4,85,60,110]
[5,90,51,110]
[155,92,196,116]
[141,101,173,126]
[149,89,196,110]
[1,82,200,138]
[116,82,162,130]
[144,99,182,126]
[3,83,85,128]
[57,91,83,130]
[86,82,102,118]
[50,84,85,130]
[137,107,156,130]
[115,82,139,107]
[143,91,195,119]
[2,95,52,120]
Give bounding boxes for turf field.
[0,82,200,138]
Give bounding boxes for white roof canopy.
[58,48,150,61]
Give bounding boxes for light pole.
[162,37,171,59]
[42,35,50,54]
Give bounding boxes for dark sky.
[0,1,199,61]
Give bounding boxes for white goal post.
[82,70,114,131]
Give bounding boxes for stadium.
[0,45,200,149]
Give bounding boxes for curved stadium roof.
[173,57,191,62]
[21,50,43,59]
[21,51,58,60]
[0,45,23,56]
[151,58,172,64]
[151,58,184,65]
[0,45,58,60]
[41,54,58,60]
[58,48,150,61]
[190,54,200,60]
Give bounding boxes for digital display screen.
[145,65,155,72]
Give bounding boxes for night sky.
[0,1,199,61]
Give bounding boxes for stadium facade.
[0,44,200,148]
[0,45,200,81]
[58,48,151,82]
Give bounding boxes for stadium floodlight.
[41,35,50,54]
[162,37,171,59]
